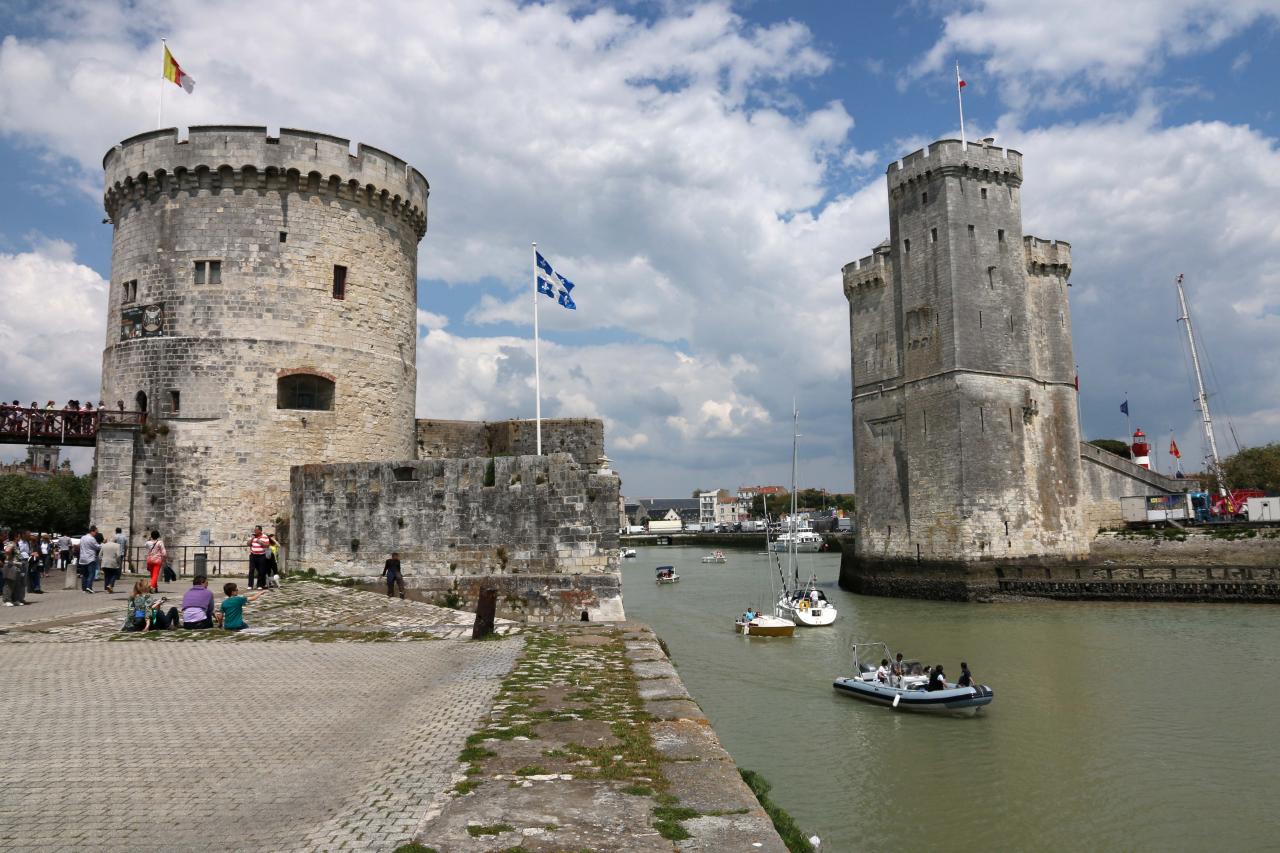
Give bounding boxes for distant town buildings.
[0,446,72,480]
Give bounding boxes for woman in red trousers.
[145,529,166,593]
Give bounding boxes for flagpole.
[158,38,166,128]
[532,241,542,456]
[956,60,966,147]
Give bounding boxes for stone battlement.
[841,240,892,298]
[416,418,605,468]
[888,138,1022,191]
[103,126,428,238]
[1023,236,1072,278]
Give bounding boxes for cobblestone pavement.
[1,579,518,643]
[0,582,524,852]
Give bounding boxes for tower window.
[333,265,347,300]
[930,228,938,243]
[168,390,180,413]
[194,260,221,284]
[122,279,138,303]
[921,191,928,204]
[997,229,1005,242]
[277,373,335,411]
[967,224,975,237]
[981,187,988,200]
[903,239,911,254]
[279,231,287,243]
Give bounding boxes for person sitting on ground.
[382,552,405,599]
[956,661,974,689]
[927,664,947,692]
[180,575,215,629]
[220,582,264,632]
[122,579,178,631]
[875,658,890,683]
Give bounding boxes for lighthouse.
[1131,429,1151,469]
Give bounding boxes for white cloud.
[0,238,107,472]
[916,0,1280,107]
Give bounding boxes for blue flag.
[535,251,577,311]
[1120,400,1129,415]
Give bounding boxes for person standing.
[99,535,123,593]
[2,537,27,606]
[78,526,101,593]
[57,532,72,570]
[113,527,129,573]
[383,552,405,599]
[246,526,270,591]
[145,530,166,594]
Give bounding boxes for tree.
[1087,438,1131,459]
[1223,443,1280,494]
[0,474,92,533]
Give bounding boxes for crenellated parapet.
[1023,236,1072,279]
[103,126,429,239]
[842,239,893,300]
[887,138,1022,196]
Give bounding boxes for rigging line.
[1198,323,1243,454]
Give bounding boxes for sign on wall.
[120,303,164,340]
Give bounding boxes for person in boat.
[927,665,947,691]
[956,661,973,689]
[875,659,889,683]
[809,588,820,606]
[744,606,756,621]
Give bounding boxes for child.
[220,582,264,631]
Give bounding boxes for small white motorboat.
[655,565,680,584]
[700,550,727,563]
[770,530,822,552]
[622,548,637,558]
[832,643,993,715]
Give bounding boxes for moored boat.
[622,548,637,558]
[776,585,837,626]
[701,550,726,563]
[769,530,822,553]
[832,643,993,715]
[734,613,795,637]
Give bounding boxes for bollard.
[472,587,497,639]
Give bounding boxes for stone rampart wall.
[1080,443,1184,536]
[289,453,622,621]
[415,418,604,467]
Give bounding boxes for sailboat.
[773,405,838,627]
[734,475,796,637]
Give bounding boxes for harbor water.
[622,546,1280,852]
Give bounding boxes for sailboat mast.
[1175,274,1228,496]
[790,402,800,588]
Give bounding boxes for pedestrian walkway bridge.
[0,405,146,448]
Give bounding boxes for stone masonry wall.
[416,418,604,468]
[289,453,623,621]
[1080,443,1184,536]
[92,126,425,547]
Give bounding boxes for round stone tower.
[92,126,428,548]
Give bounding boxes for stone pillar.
[90,426,139,545]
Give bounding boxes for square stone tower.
[842,139,1086,583]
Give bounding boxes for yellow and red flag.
[163,45,195,93]
[1169,438,1181,459]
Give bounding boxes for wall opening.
[279,231,287,243]
[930,227,938,243]
[135,390,148,413]
[332,265,347,300]
[122,279,138,303]
[276,373,335,411]
[997,229,1005,243]
[168,390,180,414]
[981,187,988,200]
[194,259,221,285]
[393,466,417,482]
[921,191,928,204]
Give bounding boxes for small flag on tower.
[163,45,195,93]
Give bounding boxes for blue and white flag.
[536,251,577,310]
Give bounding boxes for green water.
[621,546,1280,852]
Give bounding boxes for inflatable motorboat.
[832,642,993,715]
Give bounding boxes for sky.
[1,0,1278,498]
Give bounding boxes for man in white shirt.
[78,526,101,593]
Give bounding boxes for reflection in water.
[621,546,1280,852]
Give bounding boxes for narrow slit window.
[930,228,938,243]
[981,187,988,200]
[997,229,1005,242]
[967,224,975,237]
[921,191,928,204]
[169,390,180,413]
[333,264,347,300]
[1009,408,1015,431]
[979,407,985,432]
[903,239,911,254]
[279,231,287,243]
[979,310,983,329]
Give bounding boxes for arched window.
[135,391,148,412]
[277,374,335,411]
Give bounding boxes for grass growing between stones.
[448,626,708,841]
[465,823,515,837]
[740,768,815,853]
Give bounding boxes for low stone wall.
[358,572,625,623]
[289,453,623,621]
[840,531,1280,602]
[415,418,604,468]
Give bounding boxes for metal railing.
[0,406,147,446]
[121,543,285,578]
